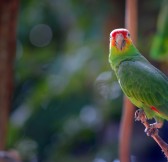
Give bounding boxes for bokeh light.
[29,24,53,47]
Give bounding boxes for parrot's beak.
[115,34,126,50]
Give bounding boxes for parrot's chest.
[118,76,144,108]
[116,61,145,107]
[117,64,135,90]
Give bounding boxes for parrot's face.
[109,28,138,70]
[110,28,132,52]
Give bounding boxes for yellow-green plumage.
[109,28,168,122]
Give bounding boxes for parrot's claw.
[145,122,163,136]
[135,109,163,136]
[150,121,163,129]
[135,109,146,123]
[145,125,158,136]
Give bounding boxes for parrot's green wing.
[117,58,168,119]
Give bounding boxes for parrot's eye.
[127,33,130,37]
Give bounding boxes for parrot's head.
[110,28,132,52]
[109,28,139,70]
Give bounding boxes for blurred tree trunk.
[119,0,137,162]
[0,0,19,150]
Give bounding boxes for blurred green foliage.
[150,0,168,60]
[11,0,122,162]
[7,0,168,162]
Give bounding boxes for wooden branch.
[135,110,168,159]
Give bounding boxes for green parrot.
[109,28,168,134]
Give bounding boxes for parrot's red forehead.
[110,28,129,38]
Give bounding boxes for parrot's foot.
[134,110,168,159]
[135,109,146,123]
[145,122,163,136]
[150,121,163,129]
[145,125,158,136]
[135,109,160,136]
